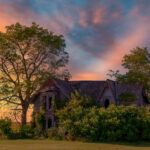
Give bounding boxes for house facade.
[31,78,148,130]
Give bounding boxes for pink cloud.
[92,7,105,24]
[89,7,150,78]
[0,1,74,35]
[79,10,88,28]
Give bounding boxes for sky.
[0,0,150,80]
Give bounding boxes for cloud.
[73,72,105,81]
[85,6,150,79]
[0,0,150,81]
[0,0,39,31]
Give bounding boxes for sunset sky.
[0,0,150,80]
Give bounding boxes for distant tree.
[107,47,150,98]
[0,23,70,125]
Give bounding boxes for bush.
[141,112,150,141]
[32,107,46,132]
[8,124,34,139]
[98,105,143,142]
[118,93,136,102]
[47,127,66,140]
[19,125,34,138]
[56,100,150,142]
[0,118,11,138]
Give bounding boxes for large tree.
[0,23,70,124]
[108,47,150,99]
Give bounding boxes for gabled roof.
[31,78,147,104]
[31,78,73,103]
[106,79,117,99]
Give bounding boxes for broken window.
[43,96,47,109]
[104,99,110,108]
[48,118,52,128]
[49,97,52,109]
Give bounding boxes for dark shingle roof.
[70,81,106,101]
[54,78,73,99]
[31,78,146,104]
[117,82,143,97]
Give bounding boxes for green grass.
[0,140,150,150]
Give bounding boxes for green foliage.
[69,90,96,108]
[107,47,150,101]
[0,118,11,137]
[0,22,70,124]
[56,91,97,139]
[118,93,136,102]
[19,125,34,139]
[46,127,66,140]
[56,100,150,142]
[141,110,150,141]
[8,124,34,139]
[53,96,69,111]
[31,106,46,133]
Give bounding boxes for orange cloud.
[72,72,105,81]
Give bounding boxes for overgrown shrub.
[47,127,58,139]
[19,125,34,138]
[141,111,150,140]
[8,124,34,139]
[31,106,46,133]
[46,127,65,140]
[118,92,136,102]
[0,118,11,138]
[98,105,143,142]
[56,98,150,142]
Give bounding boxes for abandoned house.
[31,78,148,130]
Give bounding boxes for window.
[48,118,52,128]
[49,97,52,109]
[104,99,109,108]
[43,96,47,108]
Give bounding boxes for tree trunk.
[21,105,28,125]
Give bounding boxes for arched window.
[104,99,110,108]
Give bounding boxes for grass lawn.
[0,140,150,150]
